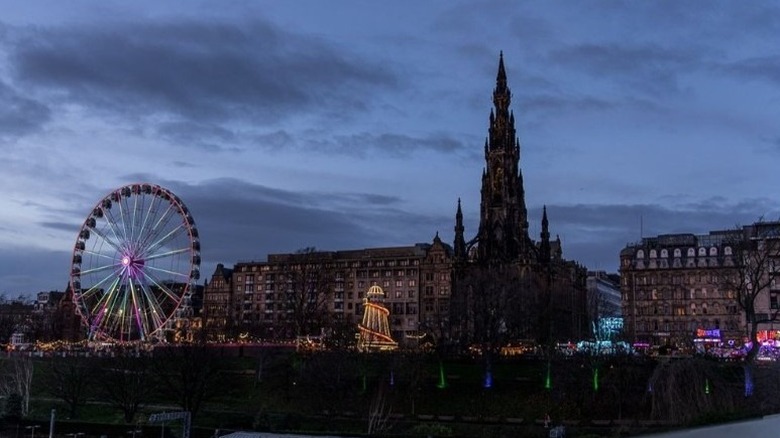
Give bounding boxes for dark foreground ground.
[3,348,778,438]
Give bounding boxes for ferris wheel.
[70,183,201,342]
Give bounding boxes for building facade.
[586,271,623,339]
[202,236,451,347]
[619,223,780,349]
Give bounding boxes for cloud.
[88,176,440,271]
[0,80,50,139]
[722,55,780,85]
[518,92,614,116]
[38,221,78,233]
[156,121,241,153]
[547,43,701,96]
[5,174,446,294]
[307,132,469,158]
[0,246,71,295]
[8,18,398,130]
[757,136,780,155]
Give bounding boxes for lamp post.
[25,425,40,438]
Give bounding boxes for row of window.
[634,302,737,316]
[634,318,739,332]
[629,274,724,286]
[635,288,735,300]
[235,268,430,283]
[238,258,425,272]
[636,247,733,259]
[239,279,421,293]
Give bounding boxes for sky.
[1,1,779,296]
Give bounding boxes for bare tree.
[44,356,94,419]
[280,247,334,338]
[722,222,780,363]
[648,358,736,425]
[366,383,393,435]
[452,264,530,355]
[152,343,224,422]
[0,357,34,417]
[96,350,155,423]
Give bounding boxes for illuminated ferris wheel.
[69,183,201,342]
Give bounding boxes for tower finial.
[539,205,551,263]
[497,51,507,85]
[454,198,466,260]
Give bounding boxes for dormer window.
[637,250,645,259]
[661,249,668,258]
[687,248,696,257]
[674,248,682,258]
[650,250,657,258]
[698,247,707,256]
[709,247,717,256]
[724,246,732,256]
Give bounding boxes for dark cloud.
[547,43,701,96]
[0,80,50,139]
[518,93,614,116]
[251,130,295,151]
[757,136,780,155]
[0,247,71,295]
[91,176,437,272]
[309,132,469,158]
[723,55,780,85]
[38,221,79,233]
[9,19,397,130]
[9,181,779,295]
[171,161,197,168]
[156,121,241,152]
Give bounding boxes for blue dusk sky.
[0,1,779,296]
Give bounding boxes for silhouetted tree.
[280,247,334,338]
[648,358,736,425]
[0,357,34,417]
[44,356,95,419]
[96,351,154,423]
[152,343,224,422]
[722,221,780,363]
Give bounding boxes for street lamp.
[25,425,40,438]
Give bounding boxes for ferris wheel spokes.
[85,224,124,255]
[79,261,122,277]
[81,248,118,262]
[128,278,150,341]
[110,197,131,248]
[139,222,187,260]
[143,247,192,263]
[134,280,168,334]
[144,264,191,280]
[137,201,178,254]
[135,192,161,252]
[79,269,123,302]
[140,268,185,303]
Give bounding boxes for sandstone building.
[620,221,780,349]
[202,239,451,347]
